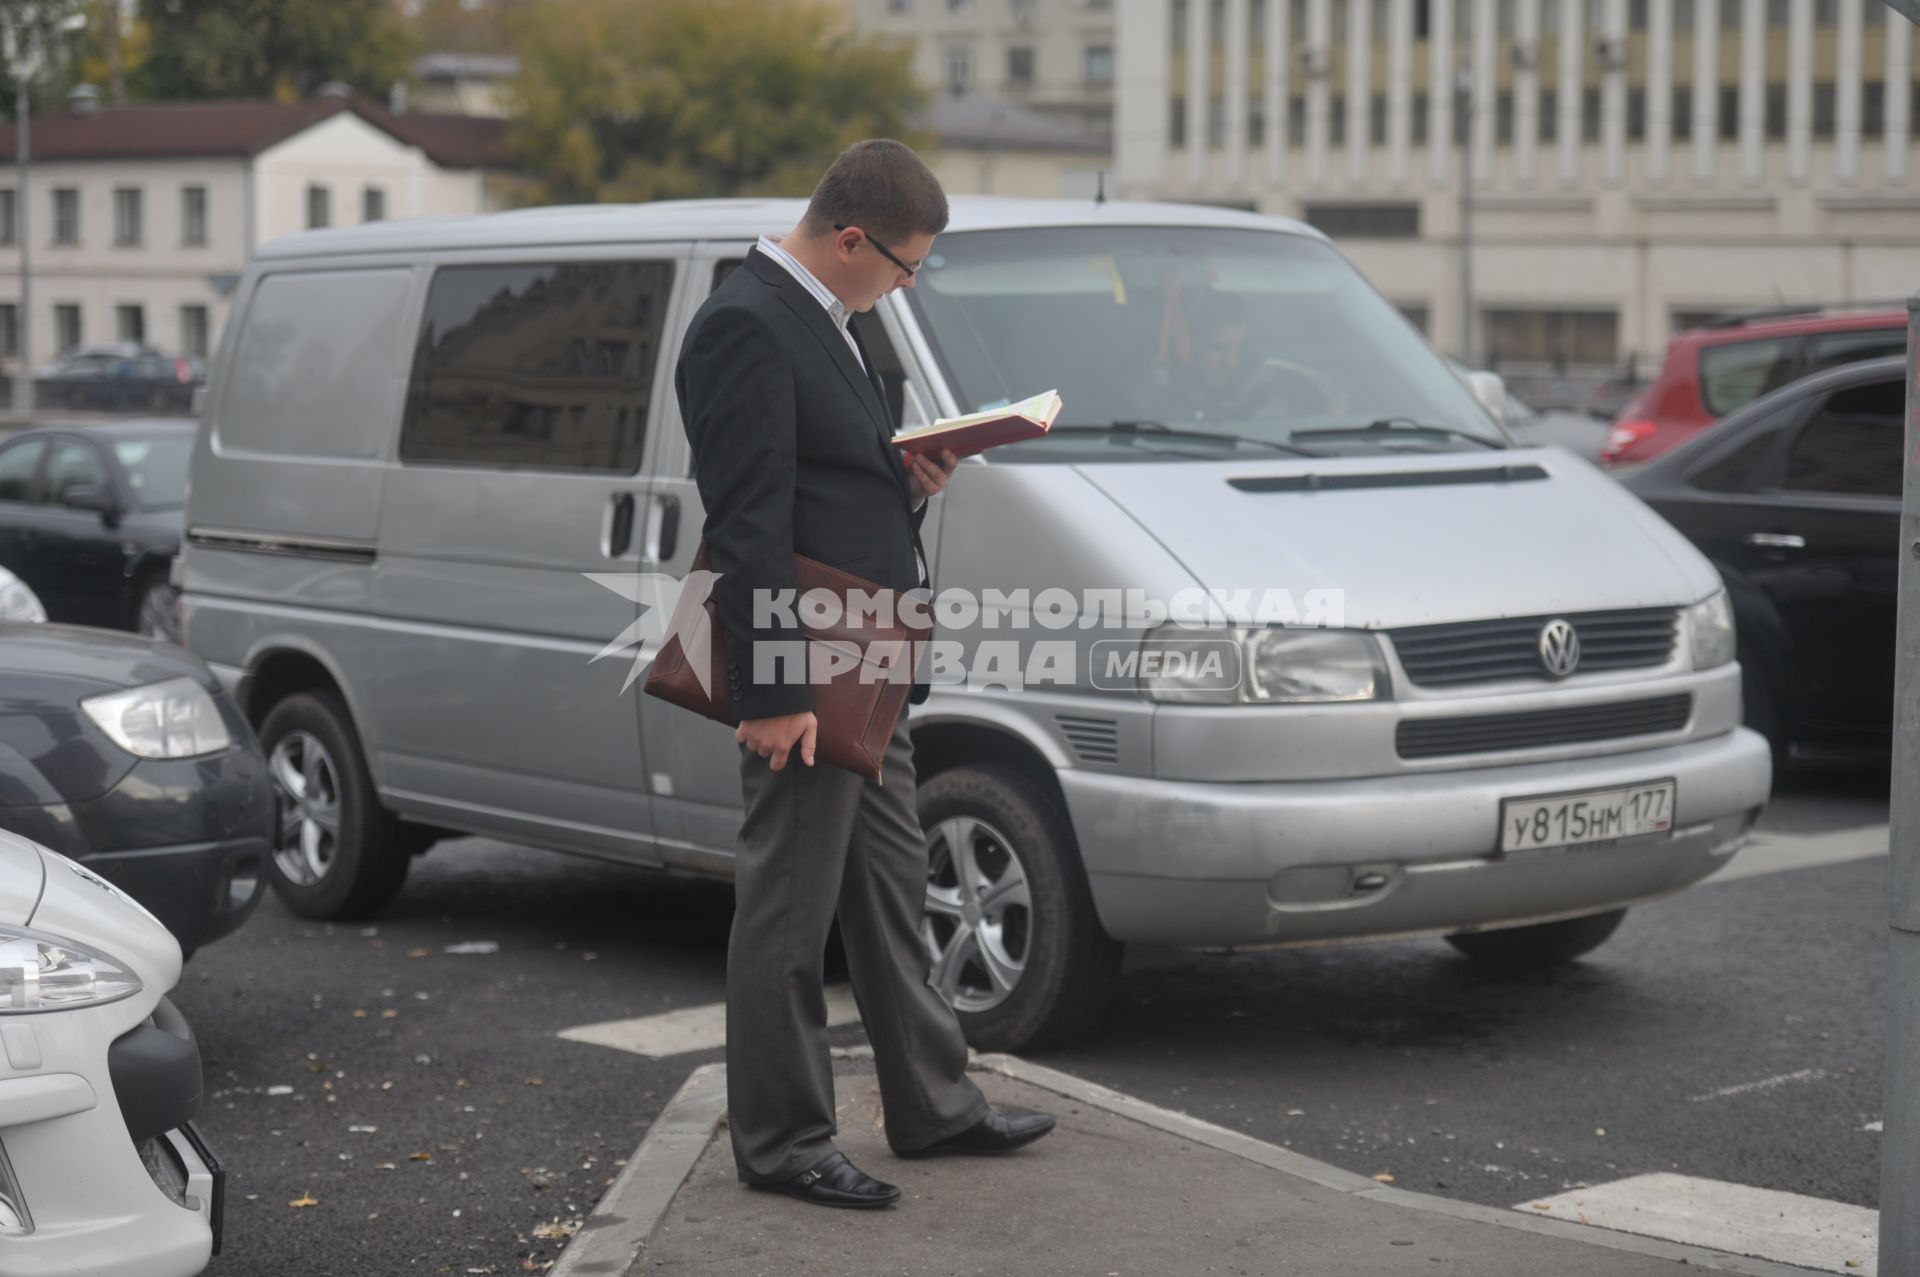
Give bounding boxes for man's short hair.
[800,139,949,244]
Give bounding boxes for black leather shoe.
[749,1151,901,1209]
[895,1109,1056,1158]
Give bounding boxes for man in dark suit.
[675,139,1056,1211]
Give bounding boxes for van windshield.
[904,226,1502,461]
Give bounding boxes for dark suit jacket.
[675,247,931,721]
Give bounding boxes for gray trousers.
[727,707,991,1184]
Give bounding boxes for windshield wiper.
[1287,417,1505,450]
[1053,421,1321,458]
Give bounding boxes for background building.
[0,88,511,376]
[856,0,1121,143]
[1115,0,1919,396]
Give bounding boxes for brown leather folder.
[643,541,930,783]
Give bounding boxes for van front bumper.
[1058,727,1772,949]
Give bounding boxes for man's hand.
[737,711,818,770]
[904,447,960,503]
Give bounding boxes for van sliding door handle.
[606,492,636,559]
[1745,532,1805,550]
[645,494,681,563]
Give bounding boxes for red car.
[1600,305,1908,467]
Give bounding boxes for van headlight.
[0,926,143,1013]
[1139,625,1389,704]
[81,676,234,759]
[0,575,44,623]
[1686,590,1736,670]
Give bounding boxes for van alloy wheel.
[923,815,1033,1013]
[269,730,342,887]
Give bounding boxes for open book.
[892,389,1063,459]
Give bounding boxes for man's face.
[1193,321,1248,386]
[850,230,935,312]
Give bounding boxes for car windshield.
[113,435,192,509]
[904,225,1501,462]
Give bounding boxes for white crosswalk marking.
[1707,824,1888,885]
[557,986,863,1059]
[1521,1174,1878,1275]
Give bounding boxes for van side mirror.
[1462,370,1511,425]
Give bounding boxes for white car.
[0,830,220,1275]
[0,569,44,624]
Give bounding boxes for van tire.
[1445,908,1627,966]
[916,763,1122,1053]
[259,690,410,920]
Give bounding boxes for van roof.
[255,196,1326,260]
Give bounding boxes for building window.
[1171,95,1188,147]
[117,303,145,345]
[1864,82,1884,137]
[179,304,210,359]
[1397,302,1431,333]
[182,185,207,246]
[1208,93,1226,147]
[1007,46,1035,91]
[1765,0,1786,24]
[1211,0,1227,47]
[1813,82,1835,137]
[1582,88,1601,141]
[887,0,909,10]
[1250,0,1267,48]
[1540,89,1558,141]
[944,44,973,92]
[1718,86,1739,139]
[1330,94,1347,146]
[1085,44,1114,87]
[0,190,13,246]
[0,304,15,359]
[113,187,143,247]
[1249,92,1267,146]
[948,0,972,10]
[1675,0,1695,25]
[306,183,331,230]
[1483,308,1620,371]
[1627,87,1646,140]
[1764,83,1786,137]
[1303,202,1422,237]
[363,185,388,223]
[400,260,676,472]
[1495,89,1514,143]
[1172,0,1188,50]
[54,303,81,353]
[52,187,78,246]
[1411,93,1428,145]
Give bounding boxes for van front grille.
[1389,608,1680,687]
[1396,694,1693,760]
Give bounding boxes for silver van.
[180,198,1772,1051]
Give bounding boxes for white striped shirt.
[756,234,864,371]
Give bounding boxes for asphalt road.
[172,765,1890,1275]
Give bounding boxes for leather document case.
[643,541,929,783]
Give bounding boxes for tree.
[0,0,89,113]
[133,0,419,102]
[505,0,930,206]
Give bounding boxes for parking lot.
[170,766,1888,1275]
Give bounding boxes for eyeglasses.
[834,223,920,278]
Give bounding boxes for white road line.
[1688,1068,1828,1103]
[1521,1173,1878,1275]
[1706,824,1888,885]
[557,986,862,1059]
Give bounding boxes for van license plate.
[1499,781,1676,853]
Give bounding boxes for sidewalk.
[552,1052,1831,1277]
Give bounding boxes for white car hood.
[0,829,45,927]
[1073,447,1721,629]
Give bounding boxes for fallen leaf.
[408,948,431,958]
[352,1009,368,1018]
[289,1192,319,1209]
[525,1077,544,1087]
[410,1152,434,1162]
[532,1221,580,1240]
[381,1010,399,1020]
[1532,1203,1552,1211]
[1372,1173,1395,1183]
[376,1163,397,1170]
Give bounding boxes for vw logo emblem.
[1538,619,1581,678]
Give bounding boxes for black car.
[0,622,272,952]
[0,419,192,641]
[1621,354,1901,767]
[32,343,202,413]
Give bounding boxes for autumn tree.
[133,0,418,102]
[505,0,930,205]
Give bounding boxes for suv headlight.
[1686,590,1736,670]
[0,574,44,623]
[1139,624,1390,704]
[0,926,143,1013]
[80,676,233,759]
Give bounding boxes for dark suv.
[1601,305,1907,467]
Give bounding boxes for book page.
[895,389,1062,440]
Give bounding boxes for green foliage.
[504,0,930,206]
[133,0,420,102]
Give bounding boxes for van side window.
[1782,378,1902,499]
[0,440,45,503]
[401,260,674,472]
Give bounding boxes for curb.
[558,1046,1832,1277]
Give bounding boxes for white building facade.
[1115,0,1920,382]
[0,95,510,377]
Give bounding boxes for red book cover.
[891,390,1063,460]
